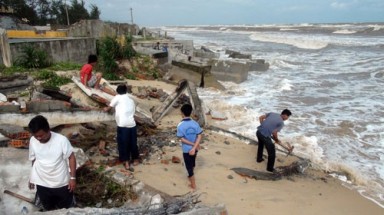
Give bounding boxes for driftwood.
[41,87,71,102]
[231,168,282,180]
[231,160,310,181]
[186,81,206,127]
[152,80,188,124]
[72,76,155,128]
[152,80,206,127]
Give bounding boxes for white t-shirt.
[109,94,136,128]
[29,132,73,188]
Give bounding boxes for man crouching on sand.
[177,104,203,191]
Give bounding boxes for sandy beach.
[1,78,383,214]
[122,79,384,214]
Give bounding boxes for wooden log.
[41,87,71,102]
[231,160,310,181]
[186,81,206,127]
[152,80,188,124]
[231,167,282,180]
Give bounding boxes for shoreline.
[1,78,383,214]
[128,79,384,214]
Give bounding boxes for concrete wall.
[9,38,96,65]
[7,30,67,38]
[133,40,194,54]
[68,20,139,38]
[210,60,250,84]
[0,28,11,67]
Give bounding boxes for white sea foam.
[333,29,357,34]
[249,32,328,50]
[165,23,384,207]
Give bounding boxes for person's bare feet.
[133,159,140,166]
[188,184,197,192]
[124,162,130,170]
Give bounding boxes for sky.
[84,0,384,27]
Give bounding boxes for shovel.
[276,141,294,156]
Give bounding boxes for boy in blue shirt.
[176,104,203,191]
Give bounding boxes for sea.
[153,23,384,208]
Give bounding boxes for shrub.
[15,45,52,69]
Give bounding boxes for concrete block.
[0,104,20,113]
[210,60,250,83]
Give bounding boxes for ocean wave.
[333,29,357,34]
[249,33,328,50]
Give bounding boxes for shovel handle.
[4,190,34,204]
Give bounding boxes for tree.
[9,0,39,25]
[89,4,100,20]
[49,0,67,25]
[68,0,89,24]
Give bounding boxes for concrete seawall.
[8,37,96,65]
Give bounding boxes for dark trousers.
[36,185,74,211]
[117,126,139,162]
[183,152,198,177]
[256,130,276,172]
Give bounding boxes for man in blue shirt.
[177,104,203,191]
[256,109,292,172]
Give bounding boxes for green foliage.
[68,0,90,24]
[0,65,29,76]
[15,45,52,69]
[34,69,57,80]
[102,72,120,81]
[97,37,120,73]
[89,4,100,19]
[2,0,98,26]
[131,66,139,73]
[121,35,136,59]
[41,75,71,89]
[121,44,136,59]
[124,73,136,80]
[48,62,81,71]
[151,70,159,79]
[33,69,71,89]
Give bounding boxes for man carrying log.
[256,109,292,173]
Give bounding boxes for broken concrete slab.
[210,60,250,84]
[210,110,228,120]
[0,74,33,94]
[0,110,115,127]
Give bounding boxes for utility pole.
[130,8,134,24]
[65,0,70,25]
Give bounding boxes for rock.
[210,110,227,120]
[172,156,181,163]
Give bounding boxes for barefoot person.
[80,54,102,89]
[177,104,203,191]
[28,115,76,211]
[104,84,139,171]
[256,109,292,172]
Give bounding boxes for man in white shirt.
[104,84,139,171]
[28,115,76,211]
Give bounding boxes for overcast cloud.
[84,0,384,26]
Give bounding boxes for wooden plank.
[186,81,206,127]
[72,76,155,127]
[152,80,188,124]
